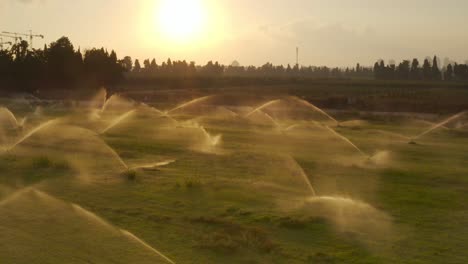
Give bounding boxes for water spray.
[245,100,281,117]
[409,111,466,144]
[166,95,213,114]
[100,109,136,134]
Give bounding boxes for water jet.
[289,96,339,125]
[411,111,466,142]
[246,100,281,117]
[324,126,370,158]
[100,109,136,134]
[167,95,213,114]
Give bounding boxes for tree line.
[129,57,373,79]
[0,37,124,93]
[1,36,468,94]
[374,56,468,81]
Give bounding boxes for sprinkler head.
[408,140,417,145]
[365,156,374,165]
[122,169,137,181]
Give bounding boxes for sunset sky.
[2,0,468,67]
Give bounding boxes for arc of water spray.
[324,126,369,158]
[130,159,176,170]
[100,94,114,114]
[166,95,213,114]
[6,119,60,152]
[412,111,466,141]
[261,111,281,127]
[245,100,281,117]
[288,156,317,196]
[0,107,24,128]
[120,229,176,264]
[102,142,129,170]
[222,107,239,117]
[289,96,339,125]
[143,104,179,124]
[0,187,35,206]
[100,109,136,134]
[93,88,108,112]
[141,103,166,116]
[283,123,315,132]
[284,124,300,132]
[70,201,176,263]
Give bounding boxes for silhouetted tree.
[45,37,83,85]
[397,60,410,79]
[133,59,141,73]
[432,56,441,80]
[410,59,420,80]
[121,56,133,72]
[454,63,468,81]
[445,64,454,81]
[422,58,432,80]
[143,59,151,73]
[83,48,123,85]
[150,59,157,73]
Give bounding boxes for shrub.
[307,252,335,263]
[192,217,278,253]
[278,217,307,229]
[33,156,53,169]
[53,160,71,170]
[184,177,202,188]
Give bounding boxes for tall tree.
[121,56,133,72]
[410,58,420,80]
[432,56,441,80]
[445,64,454,81]
[45,37,82,85]
[397,60,410,79]
[133,59,141,73]
[422,58,432,80]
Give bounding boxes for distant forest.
[374,57,468,81]
[1,37,467,93]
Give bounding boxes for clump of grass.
[52,160,71,170]
[122,170,137,181]
[184,177,202,188]
[146,214,172,223]
[32,156,53,169]
[278,217,307,229]
[191,216,278,253]
[307,252,336,263]
[225,206,239,214]
[118,151,136,159]
[31,156,71,171]
[1,153,17,162]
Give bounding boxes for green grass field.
[0,89,467,263]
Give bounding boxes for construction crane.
[0,33,22,45]
[1,30,44,48]
[0,40,12,50]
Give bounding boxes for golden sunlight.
[157,0,207,43]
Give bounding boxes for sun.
[157,0,207,43]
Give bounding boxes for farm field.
[0,87,467,263]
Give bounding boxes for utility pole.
[296,47,299,67]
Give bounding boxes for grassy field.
[0,88,467,263]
